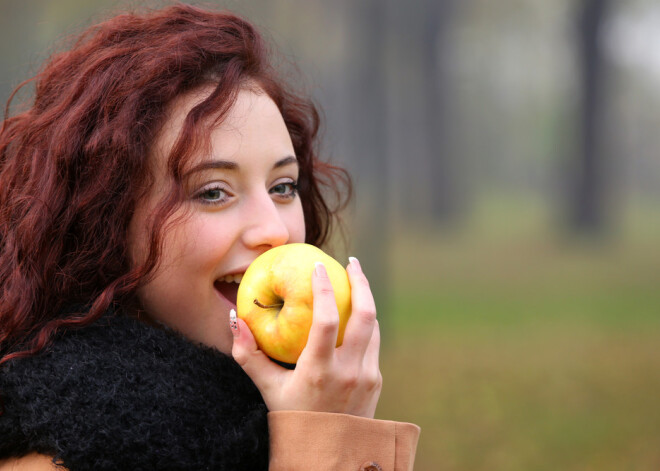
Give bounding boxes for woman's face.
[128,86,306,354]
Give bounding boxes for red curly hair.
[0,4,351,365]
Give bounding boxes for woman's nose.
[240,195,290,250]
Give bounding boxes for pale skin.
[0,84,381,469]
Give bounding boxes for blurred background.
[2,0,659,469]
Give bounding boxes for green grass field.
[375,197,660,470]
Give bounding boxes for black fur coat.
[0,312,269,470]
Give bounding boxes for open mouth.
[214,273,243,307]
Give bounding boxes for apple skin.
[236,243,352,364]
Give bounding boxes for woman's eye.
[270,181,298,199]
[196,185,229,205]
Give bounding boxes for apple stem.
[254,299,284,310]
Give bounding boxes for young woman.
[0,4,419,470]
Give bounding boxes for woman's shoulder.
[0,312,269,470]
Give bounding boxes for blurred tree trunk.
[388,0,462,224]
[422,0,462,224]
[572,0,612,233]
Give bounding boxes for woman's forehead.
[149,85,291,175]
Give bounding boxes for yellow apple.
[236,243,352,364]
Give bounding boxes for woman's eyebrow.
[184,159,238,177]
[185,155,298,177]
[273,155,298,169]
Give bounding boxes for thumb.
[231,316,281,393]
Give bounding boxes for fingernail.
[348,256,361,272]
[229,309,239,337]
[314,261,327,277]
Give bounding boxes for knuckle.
[232,349,249,368]
[355,306,377,324]
[339,370,360,390]
[307,370,327,389]
[350,298,377,323]
[318,286,335,297]
[365,370,383,392]
[315,317,339,334]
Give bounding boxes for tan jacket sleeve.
[268,411,420,471]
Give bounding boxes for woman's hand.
[231,257,382,418]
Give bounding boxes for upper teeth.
[218,273,243,284]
